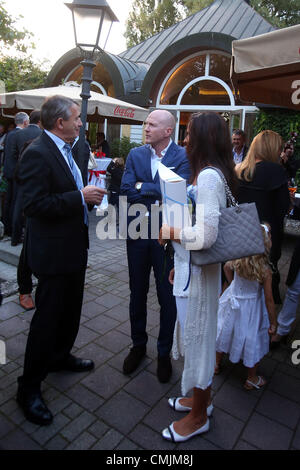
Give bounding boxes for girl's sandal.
[244,376,266,390]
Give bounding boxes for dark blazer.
[18,131,88,276]
[16,124,42,157]
[120,142,190,238]
[286,240,300,287]
[121,142,190,209]
[3,127,21,180]
[101,140,110,158]
[233,145,248,162]
[72,139,90,187]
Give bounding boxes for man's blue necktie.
[63,143,88,226]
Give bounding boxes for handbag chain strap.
[201,166,239,208]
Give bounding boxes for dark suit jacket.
[16,124,42,157]
[121,142,190,208]
[286,240,300,287]
[18,131,88,276]
[232,145,248,162]
[120,142,190,238]
[3,127,21,180]
[72,139,90,187]
[101,140,110,158]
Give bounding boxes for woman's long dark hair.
[186,112,238,196]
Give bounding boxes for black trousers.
[11,183,24,244]
[17,244,33,295]
[127,238,177,357]
[2,179,14,235]
[18,268,86,392]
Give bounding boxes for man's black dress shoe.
[49,355,95,372]
[123,346,146,375]
[17,389,53,426]
[11,240,22,247]
[157,355,172,383]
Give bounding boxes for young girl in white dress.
[215,224,277,390]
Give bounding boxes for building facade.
[47,0,275,145]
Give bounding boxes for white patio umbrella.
[0,84,149,124]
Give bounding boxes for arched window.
[160,55,206,105]
[159,52,233,106]
[180,79,231,106]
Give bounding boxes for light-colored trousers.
[277,270,300,336]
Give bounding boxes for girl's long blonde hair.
[236,130,283,182]
[231,225,271,283]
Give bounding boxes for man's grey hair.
[15,112,29,126]
[41,95,79,131]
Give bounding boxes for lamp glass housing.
[72,6,113,52]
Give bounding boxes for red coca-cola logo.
[114,106,135,118]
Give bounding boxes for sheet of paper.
[158,162,190,261]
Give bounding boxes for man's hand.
[280,151,288,164]
[81,185,107,205]
[158,225,169,246]
[168,268,175,285]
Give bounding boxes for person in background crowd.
[232,129,248,164]
[3,112,29,236]
[96,132,110,158]
[12,110,42,247]
[107,157,124,218]
[236,130,290,304]
[13,111,43,311]
[121,109,190,383]
[280,141,300,181]
[0,123,6,167]
[270,239,300,349]
[0,124,8,221]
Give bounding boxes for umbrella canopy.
[231,24,300,110]
[0,85,149,124]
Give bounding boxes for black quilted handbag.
[190,167,265,266]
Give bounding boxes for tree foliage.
[179,0,212,15]
[125,0,299,48]
[253,109,300,155]
[0,1,49,92]
[110,136,141,160]
[0,1,33,53]
[251,0,300,28]
[0,56,48,93]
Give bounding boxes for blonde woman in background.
[236,130,290,304]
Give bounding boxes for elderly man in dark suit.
[121,110,190,383]
[3,112,29,235]
[17,95,105,426]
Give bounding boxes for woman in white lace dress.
[159,112,237,442]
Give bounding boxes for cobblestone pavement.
[1,211,300,451]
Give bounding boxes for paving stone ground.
[1,211,300,451]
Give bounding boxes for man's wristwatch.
[136,182,142,191]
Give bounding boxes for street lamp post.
[65,0,118,172]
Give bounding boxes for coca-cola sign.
[114,106,135,119]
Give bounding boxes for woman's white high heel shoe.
[162,419,210,442]
[168,397,214,416]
